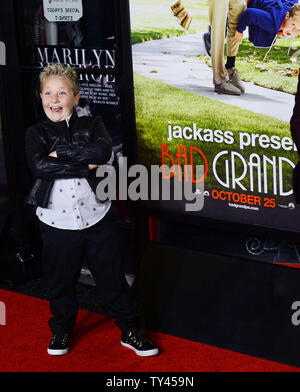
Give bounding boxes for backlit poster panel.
[129,0,300,233]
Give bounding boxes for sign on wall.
[43,0,83,22]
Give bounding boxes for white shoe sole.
[121,341,159,357]
[47,347,69,356]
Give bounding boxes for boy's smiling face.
[40,76,80,122]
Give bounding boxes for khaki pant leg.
[209,0,229,85]
[227,0,247,57]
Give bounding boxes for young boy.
[234,0,300,46]
[25,64,159,357]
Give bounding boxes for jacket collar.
[45,108,78,126]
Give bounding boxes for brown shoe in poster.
[171,1,192,31]
[214,81,241,96]
[227,67,245,93]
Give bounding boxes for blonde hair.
[39,64,80,95]
[289,4,300,18]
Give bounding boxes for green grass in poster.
[233,38,299,94]
[134,72,297,192]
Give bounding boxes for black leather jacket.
[25,111,112,208]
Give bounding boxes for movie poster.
[129,0,300,233]
[19,0,123,152]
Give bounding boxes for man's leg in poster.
[209,0,241,95]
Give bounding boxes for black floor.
[0,264,109,316]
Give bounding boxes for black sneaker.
[47,333,71,356]
[121,329,159,357]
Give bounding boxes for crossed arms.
[25,116,113,180]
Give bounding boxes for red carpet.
[1,288,300,372]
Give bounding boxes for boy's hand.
[88,164,100,170]
[49,151,58,158]
[235,31,243,43]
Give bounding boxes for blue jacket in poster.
[237,0,298,47]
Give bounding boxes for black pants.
[39,205,140,335]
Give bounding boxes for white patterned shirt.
[36,116,111,230]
